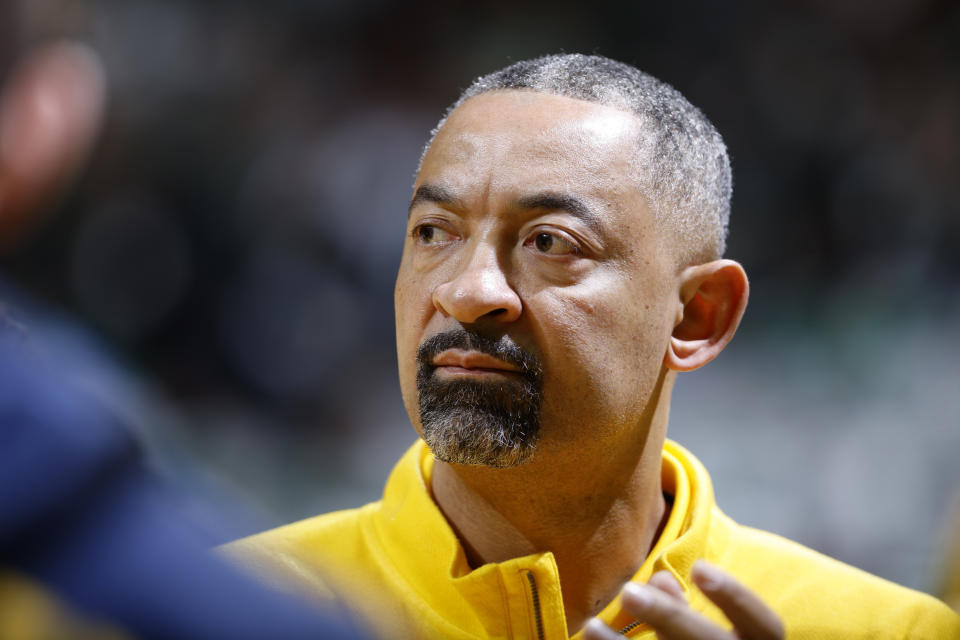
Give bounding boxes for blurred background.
[1,0,957,597]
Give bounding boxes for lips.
[416,329,542,385]
[431,349,522,374]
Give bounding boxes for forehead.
[418,91,644,202]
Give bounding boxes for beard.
[416,329,543,468]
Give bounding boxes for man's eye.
[414,224,453,245]
[529,232,580,256]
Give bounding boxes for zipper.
[618,620,642,635]
[524,570,546,640]
[522,570,642,639]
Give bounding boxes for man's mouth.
[431,349,523,377]
[416,328,542,384]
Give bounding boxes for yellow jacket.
[226,440,960,639]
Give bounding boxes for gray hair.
[424,54,731,264]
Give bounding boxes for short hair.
[425,54,731,265]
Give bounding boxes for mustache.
[416,329,542,380]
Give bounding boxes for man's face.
[395,90,680,467]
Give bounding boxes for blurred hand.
[0,41,105,251]
[583,560,784,640]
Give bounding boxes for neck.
[431,369,675,634]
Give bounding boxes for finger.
[579,575,685,640]
[621,582,735,640]
[648,570,686,601]
[581,617,627,640]
[692,560,784,640]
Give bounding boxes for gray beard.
[415,330,543,468]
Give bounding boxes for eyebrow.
[408,184,462,217]
[516,191,603,235]
[408,185,603,235]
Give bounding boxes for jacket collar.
[371,439,725,638]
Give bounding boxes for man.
[226,54,960,639]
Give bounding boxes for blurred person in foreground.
[0,41,364,640]
[226,54,960,639]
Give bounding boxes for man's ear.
[664,259,748,372]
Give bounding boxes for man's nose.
[432,245,522,324]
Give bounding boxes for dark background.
[3,0,958,595]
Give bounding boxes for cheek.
[394,256,467,430]
[394,266,430,417]
[534,275,670,362]
[395,260,438,344]
[528,278,674,421]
